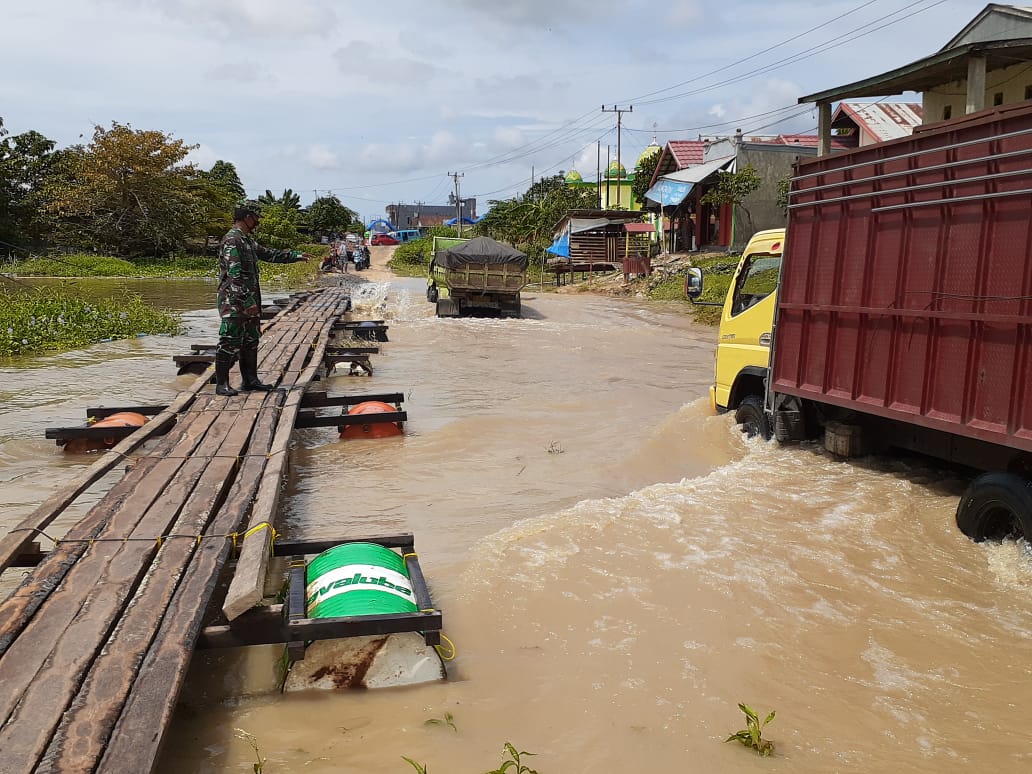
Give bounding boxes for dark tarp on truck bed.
[435,236,529,270]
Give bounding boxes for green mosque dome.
[565,170,583,183]
[606,161,627,179]
[638,142,661,166]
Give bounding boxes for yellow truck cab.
[688,228,784,433]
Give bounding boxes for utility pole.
[449,172,464,235]
[602,104,632,207]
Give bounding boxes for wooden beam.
[223,308,345,620]
[0,372,208,574]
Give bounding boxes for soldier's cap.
[234,204,261,221]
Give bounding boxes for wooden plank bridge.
[0,288,439,773]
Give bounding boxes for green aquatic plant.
[424,711,457,731]
[725,703,776,757]
[485,742,538,774]
[0,286,180,356]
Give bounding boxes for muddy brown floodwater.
[3,269,1032,773]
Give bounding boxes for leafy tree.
[702,163,762,233]
[306,195,357,236]
[0,127,59,245]
[255,201,303,249]
[205,160,244,199]
[258,188,301,210]
[476,174,597,256]
[632,149,661,205]
[45,122,204,256]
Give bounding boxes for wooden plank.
[197,608,442,649]
[80,397,281,774]
[223,310,344,620]
[0,371,209,574]
[38,395,267,773]
[85,405,168,419]
[294,410,406,429]
[273,534,414,556]
[0,408,239,755]
[0,401,218,654]
[296,392,404,409]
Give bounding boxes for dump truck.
[427,236,528,318]
[687,101,1032,543]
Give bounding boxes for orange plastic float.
[339,401,404,440]
[63,411,148,453]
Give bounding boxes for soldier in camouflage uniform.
[215,204,308,396]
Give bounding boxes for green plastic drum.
[305,542,417,619]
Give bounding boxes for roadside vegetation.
[7,244,329,285]
[0,285,180,356]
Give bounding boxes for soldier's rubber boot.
[240,346,275,391]
[214,352,239,396]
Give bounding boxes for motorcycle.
[350,244,370,271]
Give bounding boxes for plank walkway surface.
[0,288,351,773]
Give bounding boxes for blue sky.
[3,0,976,221]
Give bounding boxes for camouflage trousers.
[216,317,261,359]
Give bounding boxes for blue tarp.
[445,216,476,225]
[645,178,693,206]
[367,218,395,232]
[545,231,570,258]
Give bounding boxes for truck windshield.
[731,253,782,316]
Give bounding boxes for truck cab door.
[714,250,782,411]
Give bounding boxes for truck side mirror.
[684,267,704,300]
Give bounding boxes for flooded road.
[2,276,1031,772]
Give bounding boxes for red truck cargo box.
[774,102,1032,452]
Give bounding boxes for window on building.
[1025,85,1032,100]
[994,92,1005,106]
[942,105,953,120]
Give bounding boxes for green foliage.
[485,742,538,774]
[259,188,301,210]
[205,160,244,199]
[476,175,598,256]
[45,122,205,256]
[725,703,776,757]
[0,285,180,356]
[632,147,661,204]
[307,195,357,236]
[402,757,428,773]
[701,164,762,208]
[389,226,459,277]
[198,160,245,238]
[0,127,59,245]
[255,202,304,249]
[12,252,213,278]
[424,711,457,732]
[775,175,791,214]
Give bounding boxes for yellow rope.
[435,633,457,661]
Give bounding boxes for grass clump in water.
[725,702,776,757]
[0,286,180,356]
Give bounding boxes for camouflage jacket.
[217,227,301,318]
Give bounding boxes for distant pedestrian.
[215,204,309,396]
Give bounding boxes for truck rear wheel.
[734,395,771,440]
[427,284,438,303]
[956,472,1032,542]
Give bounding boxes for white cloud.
[668,0,704,25]
[305,144,341,170]
[187,143,220,169]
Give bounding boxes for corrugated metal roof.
[836,102,923,141]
